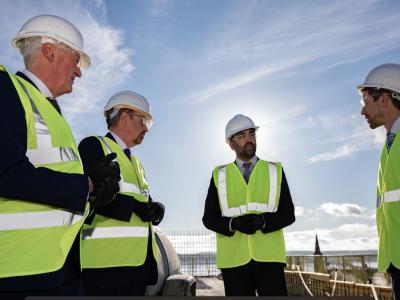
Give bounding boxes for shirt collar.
[109,131,129,150]
[390,116,400,134]
[236,155,257,169]
[22,69,54,98]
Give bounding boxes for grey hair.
[15,37,44,67]
[105,107,133,129]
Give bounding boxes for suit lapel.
[106,132,116,142]
[16,71,38,89]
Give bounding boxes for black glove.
[231,214,265,234]
[89,177,120,208]
[149,202,165,226]
[89,153,121,190]
[131,200,150,221]
[132,200,165,225]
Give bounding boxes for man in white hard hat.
[202,114,295,296]
[0,15,121,298]
[358,63,400,300]
[78,91,164,296]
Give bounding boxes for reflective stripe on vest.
[26,147,79,165]
[16,78,79,165]
[0,65,88,278]
[382,189,400,203]
[80,136,156,268]
[82,226,148,240]
[218,162,278,217]
[376,189,400,208]
[376,134,400,272]
[98,136,144,195]
[0,209,86,231]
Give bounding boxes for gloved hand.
[88,153,121,191]
[149,202,165,226]
[132,201,165,225]
[89,177,120,208]
[231,214,265,234]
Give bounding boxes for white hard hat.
[104,90,152,120]
[12,15,91,68]
[357,63,400,100]
[225,114,259,143]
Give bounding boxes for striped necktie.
[123,148,131,159]
[46,97,62,115]
[242,162,252,183]
[386,131,396,152]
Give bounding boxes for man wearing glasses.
[202,114,295,296]
[0,15,120,299]
[359,64,400,300]
[78,91,164,296]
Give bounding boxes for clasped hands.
[231,214,265,234]
[88,153,121,208]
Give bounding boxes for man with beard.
[202,114,295,296]
[358,64,400,300]
[78,91,164,296]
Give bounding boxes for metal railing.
[165,229,218,276]
[164,229,387,286]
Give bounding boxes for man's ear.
[41,43,56,63]
[119,111,131,126]
[229,139,235,151]
[381,93,391,108]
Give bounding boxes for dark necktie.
[242,162,252,183]
[46,97,62,115]
[386,131,396,152]
[123,148,131,159]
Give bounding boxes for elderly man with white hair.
[0,15,120,298]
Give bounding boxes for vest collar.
[22,69,53,98]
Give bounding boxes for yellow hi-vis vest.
[376,129,400,272]
[80,136,158,268]
[0,65,89,278]
[213,160,286,269]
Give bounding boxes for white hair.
[15,37,47,67]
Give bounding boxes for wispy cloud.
[308,145,357,163]
[286,223,377,251]
[307,114,386,163]
[190,0,400,103]
[0,0,134,131]
[320,202,365,217]
[295,206,304,217]
[189,57,311,103]
[62,11,134,120]
[295,202,375,220]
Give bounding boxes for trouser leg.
[221,263,256,296]
[389,264,400,300]
[252,261,287,296]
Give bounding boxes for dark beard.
[238,143,256,160]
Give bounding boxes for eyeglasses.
[41,38,81,67]
[360,93,381,107]
[56,43,81,67]
[130,112,153,130]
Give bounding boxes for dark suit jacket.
[0,70,88,291]
[78,133,157,288]
[202,160,295,236]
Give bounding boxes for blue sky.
[2,0,400,251]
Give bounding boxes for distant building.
[314,234,323,255]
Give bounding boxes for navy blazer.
[0,70,88,211]
[78,133,157,289]
[78,132,155,222]
[0,70,88,291]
